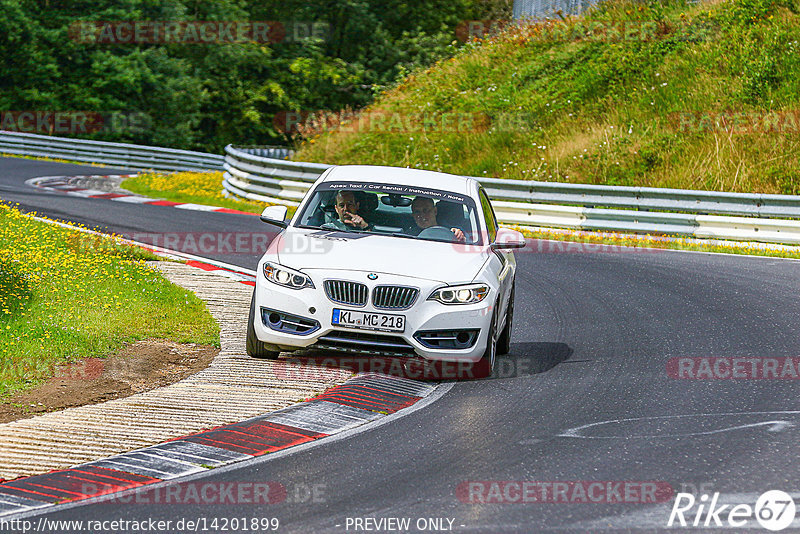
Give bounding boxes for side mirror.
[491,228,526,250]
[260,205,288,228]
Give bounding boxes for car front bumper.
[252,269,495,363]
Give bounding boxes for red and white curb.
[177,260,255,287]
[0,373,437,516]
[25,175,257,217]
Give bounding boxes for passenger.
[331,190,370,230]
[409,196,465,242]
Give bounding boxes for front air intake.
[414,329,479,350]
[261,308,320,335]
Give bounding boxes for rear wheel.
[497,283,515,355]
[246,291,280,359]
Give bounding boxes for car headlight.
[263,262,314,290]
[428,283,489,305]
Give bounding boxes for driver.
[409,196,465,242]
[331,190,370,230]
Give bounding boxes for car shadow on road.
[487,342,573,381]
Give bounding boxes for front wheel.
[497,283,514,355]
[471,307,498,379]
[246,291,280,359]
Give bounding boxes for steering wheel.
[417,226,457,242]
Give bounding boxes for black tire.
[497,282,515,355]
[246,291,281,359]
[471,306,498,379]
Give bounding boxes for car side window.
[478,188,497,243]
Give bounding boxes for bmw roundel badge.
[367,273,378,280]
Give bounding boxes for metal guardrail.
[0,130,224,172]
[513,0,599,20]
[222,144,328,206]
[230,146,294,160]
[223,145,800,245]
[3,133,796,245]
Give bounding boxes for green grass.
[122,171,296,215]
[295,0,800,194]
[0,203,220,398]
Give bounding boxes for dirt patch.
[0,339,217,424]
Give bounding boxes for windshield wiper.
[386,232,417,240]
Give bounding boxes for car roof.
[322,165,474,196]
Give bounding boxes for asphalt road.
[3,158,800,533]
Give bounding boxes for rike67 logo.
[668,490,796,531]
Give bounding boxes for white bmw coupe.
[247,165,525,377]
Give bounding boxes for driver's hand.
[451,228,466,242]
[343,212,368,229]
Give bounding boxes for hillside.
[293,0,800,194]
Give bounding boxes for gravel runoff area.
[0,261,353,480]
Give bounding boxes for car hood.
[271,228,489,284]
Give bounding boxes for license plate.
[331,309,405,333]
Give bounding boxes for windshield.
[294,181,482,245]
